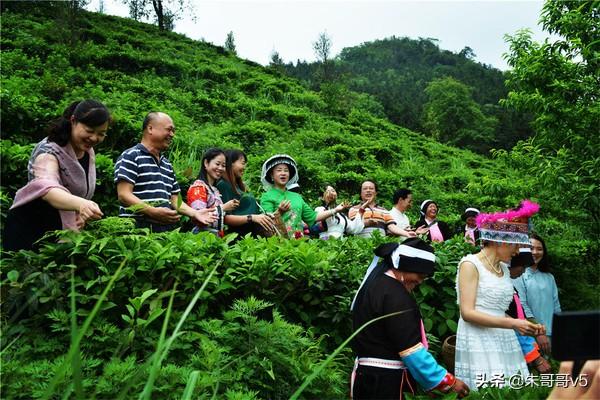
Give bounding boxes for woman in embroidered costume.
[4,100,110,251]
[455,200,545,389]
[187,148,240,236]
[350,238,470,399]
[414,200,452,242]
[259,154,346,239]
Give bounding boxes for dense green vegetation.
[284,36,534,153]
[0,222,550,399]
[0,4,538,224]
[502,0,599,233]
[1,1,597,398]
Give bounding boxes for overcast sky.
[87,0,550,70]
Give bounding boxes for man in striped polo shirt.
[114,112,216,232]
[348,180,411,238]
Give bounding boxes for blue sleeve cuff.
[400,343,447,391]
[516,332,535,354]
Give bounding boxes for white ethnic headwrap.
[350,244,436,310]
[390,244,437,268]
[260,154,299,190]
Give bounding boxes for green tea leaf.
[7,270,19,282]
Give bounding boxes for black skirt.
[352,365,416,400]
[3,198,62,251]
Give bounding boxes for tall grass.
[38,254,223,399]
[42,256,129,400]
[115,284,178,399]
[289,310,409,400]
[70,268,83,399]
[181,370,200,400]
[139,259,222,400]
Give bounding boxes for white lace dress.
[454,254,529,390]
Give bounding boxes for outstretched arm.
[387,223,416,238]
[172,194,217,226]
[34,153,102,221]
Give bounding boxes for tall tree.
[224,31,237,54]
[269,50,284,66]
[151,0,169,30]
[64,0,90,46]
[502,0,599,225]
[459,46,476,60]
[121,0,193,30]
[125,0,149,21]
[312,31,332,64]
[269,50,285,73]
[423,77,497,152]
[312,31,335,84]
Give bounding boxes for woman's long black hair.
[531,233,551,273]
[223,149,247,195]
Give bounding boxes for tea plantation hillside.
[0,3,597,399]
[0,5,577,227]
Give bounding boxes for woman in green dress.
[216,149,278,237]
[259,154,345,239]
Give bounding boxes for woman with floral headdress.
[259,154,347,239]
[454,200,545,390]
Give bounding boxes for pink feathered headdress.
[476,200,540,245]
[476,200,540,227]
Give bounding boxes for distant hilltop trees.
[282,36,533,153]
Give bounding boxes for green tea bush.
[2,219,476,350]
[0,224,556,398]
[0,140,34,193]
[2,285,348,399]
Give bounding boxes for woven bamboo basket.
[258,213,288,238]
[441,335,456,374]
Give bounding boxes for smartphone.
[552,311,600,361]
[552,311,600,378]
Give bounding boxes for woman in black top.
[414,199,452,242]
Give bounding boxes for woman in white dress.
[455,200,545,389]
